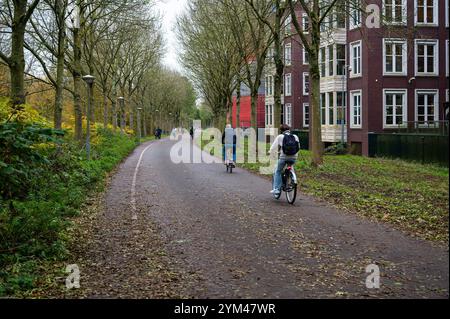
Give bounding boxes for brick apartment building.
[262,0,449,156]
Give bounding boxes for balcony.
[322,125,347,143]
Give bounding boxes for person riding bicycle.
[222,124,237,166]
[269,124,300,196]
[155,127,162,139]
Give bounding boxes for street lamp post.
[118,97,125,134]
[82,75,95,160]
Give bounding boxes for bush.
[0,123,138,296]
[324,143,348,155]
[0,122,64,199]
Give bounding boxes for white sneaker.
[270,189,281,195]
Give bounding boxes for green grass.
[200,137,449,242]
[0,128,141,297]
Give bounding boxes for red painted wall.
[232,95,266,128]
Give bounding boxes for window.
[285,103,292,127]
[416,90,438,125]
[384,89,407,128]
[320,93,326,125]
[328,92,335,125]
[415,40,438,76]
[265,104,274,126]
[265,76,274,96]
[446,0,449,27]
[383,39,407,75]
[265,77,268,96]
[302,14,309,33]
[303,103,309,127]
[285,73,292,96]
[285,15,292,35]
[336,44,346,75]
[415,0,438,25]
[383,0,407,24]
[303,48,309,65]
[285,43,292,66]
[303,73,309,96]
[328,45,334,76]
[336,92,347,125]
[446,40,449,77]
[350,90,362,128]
[334,3,346,28]
[350,41,362,77]
[319,92,347,126]
[319,47,326,77]
[350,0,362,29]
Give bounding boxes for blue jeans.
[223,144,236,162]
[273,158,296,191]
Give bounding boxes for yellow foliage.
[0,97,50,125]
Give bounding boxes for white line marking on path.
[131,144,152,220]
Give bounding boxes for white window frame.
[446,0,449,27]
[415,39,439,76]
[285,103,292,127]
[303,103,309,128]
[350,40,362,78]
[303,72,309,96]
[350,90,362,129]
[266,75,273,96]
[383,0,407,25]
[285,43,292,66]
[446,40,449,77]
[285,73,292,97]
[383,89,408,128]
[284,15,292,35]
[350,0,362,29]
[302,13,309,34]
[415,89,439,126]
[303,47,309,65]
[265,104,274,127]
[383,38,407,76]
[414,0,439,26]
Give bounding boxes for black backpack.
[282,133,300,156]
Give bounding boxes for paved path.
[69,138,449,299]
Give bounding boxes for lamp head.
[82,75,95,85]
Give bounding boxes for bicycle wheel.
[229,165,233,174]
[285,171,297,205]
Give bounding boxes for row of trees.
[178,0,368,166]
[0,0,197,140]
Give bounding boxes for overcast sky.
[155,0,188,73]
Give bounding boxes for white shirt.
[269,132,300,159]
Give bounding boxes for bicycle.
[272,160,298,205]
[224,145,235,174]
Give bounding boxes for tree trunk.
[54,2,66,130]
[103,90,108,128]
[129,108,134,131]
[111,99,117,130]
[236,82,241,128]
[273,3,284,130]
[143,110,147,137]
[251,88,258,129]
[72,26,83,141]
[9,2,27,107]
[309,7,324,167]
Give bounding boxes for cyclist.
[269,124,300,196]
[222,124,237,167]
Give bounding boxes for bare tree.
[0,0,41,107]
